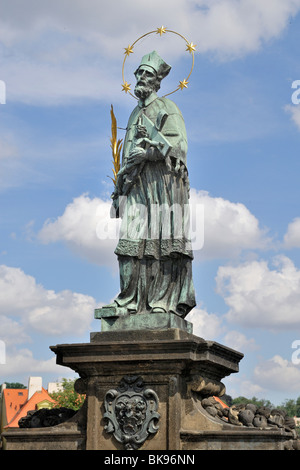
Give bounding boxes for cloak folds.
[113,93,196,318]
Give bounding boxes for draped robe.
[112,92,196,318]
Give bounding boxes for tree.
[296,396,300,417]
[210,393,300,422]
[279,398,300,417]
[49,378,85,411]
[1,382,26,389]
[232,396,274,408]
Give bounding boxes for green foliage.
[280,397,300,418]
[228,395,300,418]
[49,378,85,411]
[1,382,26,389]
[232,396,274,409]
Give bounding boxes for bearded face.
[134,66,160,100]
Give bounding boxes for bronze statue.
[107,51,196,318]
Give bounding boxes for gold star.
[124,45,134,56]
[156,26,167,36]
[122,81,131,93]
[186,42,196,53]
[179,79,188,90]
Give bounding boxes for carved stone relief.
[103,375,160,450]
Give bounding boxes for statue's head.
[134,51,171,100]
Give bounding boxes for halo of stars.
[121,26,196,99]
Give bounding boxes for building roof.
[4,387,56,428]
[3,388,28,426]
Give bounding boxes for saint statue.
[108,50,196,319]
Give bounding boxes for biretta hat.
[135,50,171,81]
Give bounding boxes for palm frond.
[109,105,123,186]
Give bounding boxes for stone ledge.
[2,423,85,451]
[50,330,243,384]
[180,428,295,450]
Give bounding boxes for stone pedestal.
[2,312,297,450]
[50,324,244,450]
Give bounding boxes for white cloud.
[37,190,271,266]
[224,355,300,401]
[2,0,298,57]
[238,380,265,399]
[0,264,98,383]
[190,189,271,259]
[285,104,300,131]
[190,0,300,59]
[222,374,266,401]
[222,330,258,352]
[253,355,300,393]
[186,307,224,339]
[0,315,30,346]
[1,0,300,104]
[0,265,96,336]
[0,265,45,312]
[0,348,71,384]
[216,255,300,330]
[38,194,120,268]
[2,349,60,378]
[284,217,300,248]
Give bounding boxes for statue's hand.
[138,138,164,161]
[127,147,146,166]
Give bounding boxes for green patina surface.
[95,309,193,333]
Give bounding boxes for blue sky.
[1,0,300,406]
